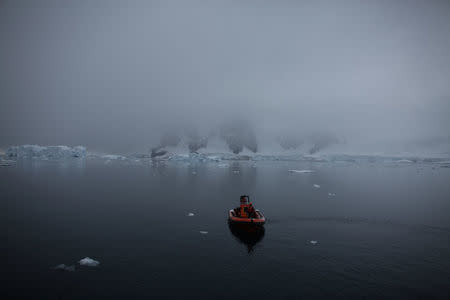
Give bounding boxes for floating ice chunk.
[199,231,208,234]
[233,170,240,174]
[187,213,195,217]
[217,163,229,168]
[191,171,197,175]
[313,184,321,188]
[310,240,318,245]
[53,264,75,272]
[396,159,413,163]
[328,193,336,197]
[79,257,100,267]
[288,169,314,173]
[6,145,86,159]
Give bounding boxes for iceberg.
[313,184,321,188]
[5,144,450,166]
[396,159,414,163]
[79,257,100,267]
[199,231,208,234]
[310,240,318,245]
[187,212,195,217]
[288,169,314,173]
[7,145,86,159]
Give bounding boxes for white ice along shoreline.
[2,144,450,165]
[0,159,16,166]
[6,145,86,159]
[146,152,450,164]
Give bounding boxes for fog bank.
[1,0,449,154]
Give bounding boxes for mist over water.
[2,2,450,298]
[1,0,449,154]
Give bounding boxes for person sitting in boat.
[238,195,257,218]
[239,195,250,218]
[229,195,266,225]
[248,202,257,218]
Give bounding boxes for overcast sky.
[1,0,449,153]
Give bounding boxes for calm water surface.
[2,159,450,299]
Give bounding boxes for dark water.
[2,159,450,299]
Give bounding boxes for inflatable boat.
[229,209,266,225]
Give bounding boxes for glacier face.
[2,144,450,167]
[6,145,86,159]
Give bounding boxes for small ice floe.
[53,264,75,272]
[79,257,100,267]
[328,193,336,197]
[191,171,197,175]
[313,184,321,188]
[233,170,240,174]
[288,169,314,174]
[187,212,195,217]
[310,240,318,245]
[199,231,208,234]
[217,163,229,168]
[396,159,413,163]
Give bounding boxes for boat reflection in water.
[228,222,265,253]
